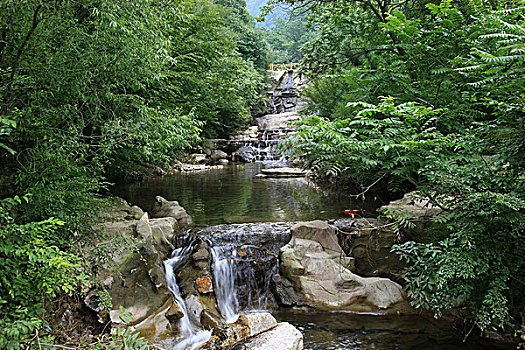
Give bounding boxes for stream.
[112,163,514,350]
[112,163,382,225]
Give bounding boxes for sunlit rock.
[231,321,303,350]
[280,221,405,310]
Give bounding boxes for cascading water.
[205,224,290,322]
[239,128,293,164]
[209,244,240,323]
[163,237,211,350]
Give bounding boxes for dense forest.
[278,0,525,337]
[0,0,524,348]
[0,0,269,348]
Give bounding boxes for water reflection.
[112,164,381,225]
[275,310,514,350]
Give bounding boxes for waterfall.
[239,129,292,164]
[163,237,211,350]
[206,227,284,322]
[209,244,240,323]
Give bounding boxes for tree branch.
[2,4,44,115]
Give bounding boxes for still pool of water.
[275,310,514,350]
[112,163,382,225]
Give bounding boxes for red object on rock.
[344,209,360,215]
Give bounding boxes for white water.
[164,246,211,350]
[209,245,240,323]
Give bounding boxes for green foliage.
[278,0,525,331]
[0,196,84,349]
[91,307,149,350]
[0,114,16,155]
[281,97,449,188]
[0,0,268,347]
[262,13,316,64]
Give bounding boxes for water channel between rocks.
[112,163,514,350]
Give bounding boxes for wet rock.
[165,300,184,321]
[218,159,229,166]
[151,196,193,224]
[232,322,303,350]
[201,309,224,330]
[185,294,205,325]
[235,146,256,163]
[130,299,173,339]
[201,223,293,312]
[271,274,304,306]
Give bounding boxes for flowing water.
[208,244,239,323]
[114,163,514,349]
[112,163,382,225]
[163,236,211,350]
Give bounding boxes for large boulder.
[203,312,301,350]
[231,322,303,350]
[108,213,179,326]
[280,221,405,311]
[151,196,193,224]
[234,146,256,163]
[211,150,229,161]
[291,221,343,254]
[333,218,405,280]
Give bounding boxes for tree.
[280,0,525,331]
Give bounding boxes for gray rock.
[185,294,205,325]
[130,205,144,219]
[232,322,303,350]
[212,312,279,349]
[334,218,404,279]
[255,112,300,130]
[280,237,404,310]
[291,221,343,254]
[260,167,306,178]
[190,153,207,164]
[379,191,444,219]
[151,196,193,224]
[235,146,256,162]
[211,150,228,161]
[201,309,223,329]
[218,159,229,166]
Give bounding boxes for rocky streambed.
[82,188,515,350]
